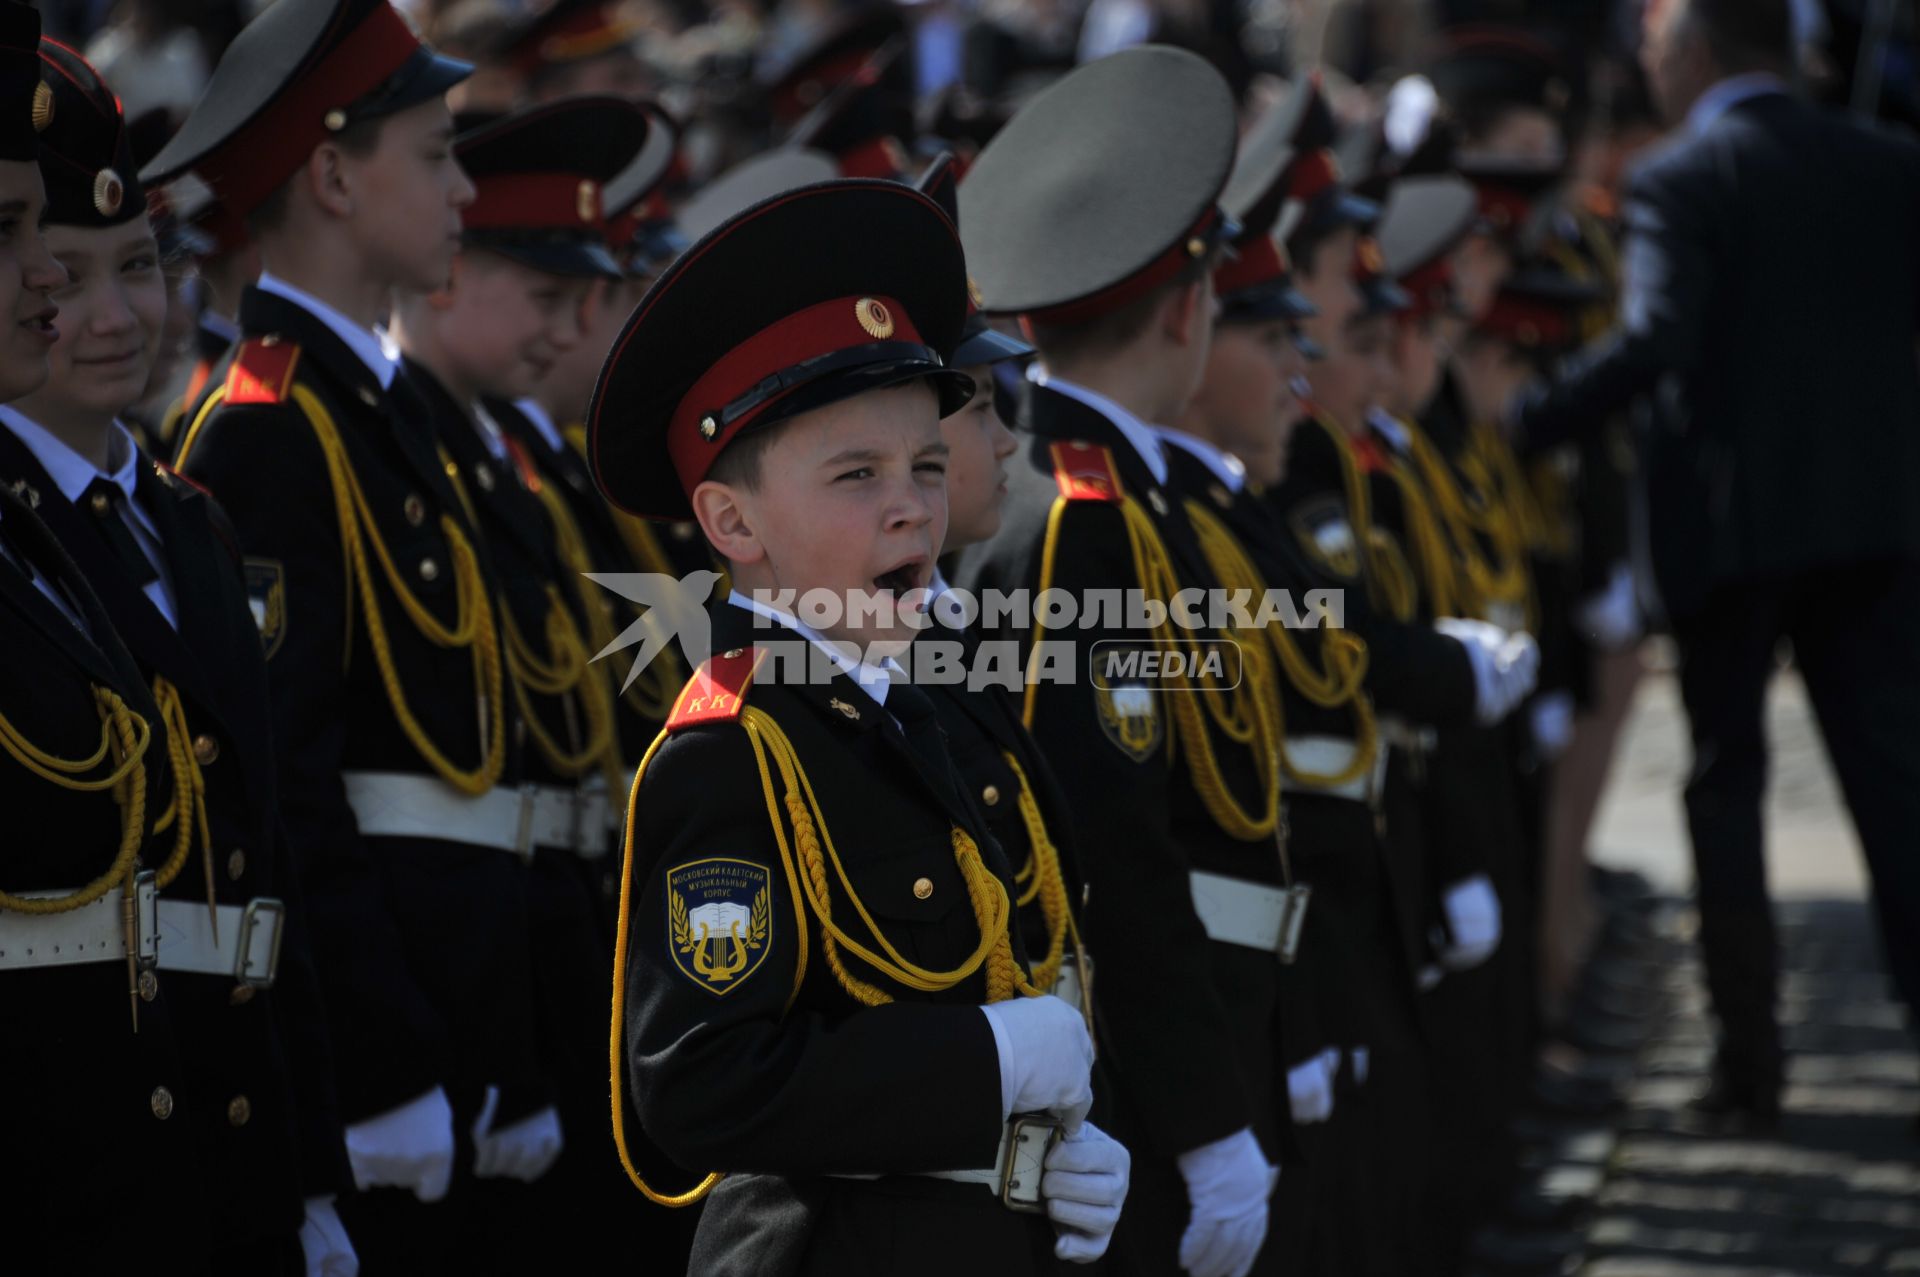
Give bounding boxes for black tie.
[887,676,953,780]
[83,477,160,587]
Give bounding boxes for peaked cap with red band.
[602,100,683,274]
[455,96,646,280]
[762,8,907,129]
[1268,76,1380,240]
[916,152,1032,367]
[958,45,1238,326]
[1476,261,1603,354]
[1212,97,1313,324]
[588,180,974,521]
[1375,174,1477,320]
[500,0,638,75]
[35,40,143,229]
[138,0,471,219]
[1455,156,1562,246]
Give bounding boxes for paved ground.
[1572,660,1920,1275]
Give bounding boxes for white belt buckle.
[1000,1114,1063,1213]
[235,897,286,988]
[133,870,160,969]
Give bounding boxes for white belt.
[0,872,284,987]
[343,771,610,859]
[1376,715,1436,755]
[830,1114,1062,1210]
[1189,869,1289,951]
[1283,734,1388,804]
[1051,956,1087,1013]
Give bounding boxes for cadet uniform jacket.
[175,286,545,1125]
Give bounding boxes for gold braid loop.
[504,585,620,783]
[1000,751,1081,992]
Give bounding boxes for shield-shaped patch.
[666,857,772,996]
[243,557,287,659]
[1290,500,1359,580]
[1090,644,1163,763]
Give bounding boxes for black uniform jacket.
[0,424,348,1244]
[175,286,543,1124]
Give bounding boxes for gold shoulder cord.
[1402,419,1534,628]
[180,387,506,794]
[1,687,154,1027]
[1000,750,1087,996]
[1311,414,1420,623]
[1022,490,1280,841]
[1185,499,1379,789]
[609,702,1045,1206]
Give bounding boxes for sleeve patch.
[666,857,772,995]
[224,339,301,406]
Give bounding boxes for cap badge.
[31,82,52,132]
[93,170,124,218]
[1186,236,1206,258]
[699,415,719,440]
[577,180,598,224]
[967,277,984,309]
[854,297,894,340]
[1358,238,1385,274]
[323,109,348,132]
[828,697,860,721]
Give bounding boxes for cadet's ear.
[305,140,357,221]
[692,480,764,566]
[1162,279,1206,348]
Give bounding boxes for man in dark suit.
[1516,0,1920,1126]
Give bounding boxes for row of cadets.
[589,176,1128,1271]
[954,45,1290,1277]
[0,6,341,1269]
[142,0,552,1267]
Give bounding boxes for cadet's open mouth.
[872,557,929,595]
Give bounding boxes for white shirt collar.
[727,589,899,706]
[1154,427,1246,494]
[513,397,566,455]
[0,406,142,508]
[255,271,400,390]
[926,569,970,630]
[1366,407,1412,455]
[1687,73,1788,135]
[1028,364,1169,486]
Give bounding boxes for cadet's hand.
[979,995,1095,1129]
[471,1087,565,1183]
[299,1194,358,1277]
[1436,619,1538,724]
[1434,874,1502,972]
[1044,1121,1130,1263]
[1529,690,1575,761]
[1574,562,1641,651]
[344,1085,455,1202]
[1176,1127,1278,1277]
[1286,1051,1334,1124]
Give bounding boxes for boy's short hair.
[1025,256,1212,365]
[704,378,940,495]
[246,115,386,237]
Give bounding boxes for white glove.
[979,995,1095,1129]
[471,1087,565,1183]
[1574,562,1642,651]
[1434,873,1502,972]
[1529,690,1575,760]
[1043,1120,1131,1263]
[344,1086,456,1202]
[299,1195,358,1277]
[1286,1053,1334,1124]
[1176,1128,1278,1277]
[1436,619,1537,724]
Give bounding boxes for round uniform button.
[227,1095,251,1127]
[227,849,246,880]
[474,466,496,493]
[419,558,440,583]
[89,491,111,516]
[150,1086,174,1120]
[912,877,934,900]
[981,784,1001,807]
[229,984,256,1006]
[137,970,159,1002]
[403,494,426,527]
[192,734,219,765]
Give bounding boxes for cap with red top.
[915,152,1032,368]
[454,95,646,280]
[958,45,1239,328]
[34,39,141,227]
[1375,174,1477,320]
[0,2,40,163]
[588,180,975,521]
[1214,98,1314,325]
[138,0,471,220]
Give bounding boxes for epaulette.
[666,646,763,731]
[1049,441,1124,503]
[223,337,302,406]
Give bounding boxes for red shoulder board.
[1049,441,1125,503]
[1349,434,1389,474]
[224,338,301,406]
[667,647,763,731]
[500,434,544,494]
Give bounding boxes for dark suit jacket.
[1520,89,1920,617]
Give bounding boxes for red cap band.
[837,135,906,180]
[1287,149,1341,205]
[1213,234,1288,298]
[1022,206,1224,327]
[1398,256,1454,319]
[1474,183,1533,239]
[770,47,873,124]
[513,4,633,72]
[464,171,603,233]
[195,3,422,220]
[668,294,922,496]
[1478,292,1572,348]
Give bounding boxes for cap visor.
[952,324,1034,368]
[1361,277,1412,314]
[470,237,624,281]
[1220,280,1317,323]
[370,51,474,119]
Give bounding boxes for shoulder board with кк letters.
[667,646,763,731]
[223,338,302,406]
[1049,441,1124,503]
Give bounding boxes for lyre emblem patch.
[666,858,773,996]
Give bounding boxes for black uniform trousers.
[1672,558,1920,1093]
